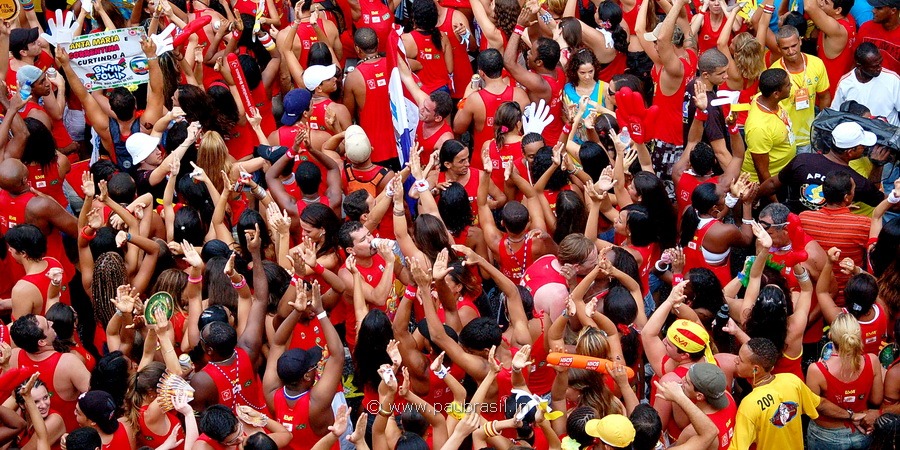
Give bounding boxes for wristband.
[316,311,327,320]
[742,219,756,225]
[286,149,296,160]
[188,275,203,284]
[231,276,247,290]
[724,193,739,208]
[413,179,430,193]
[888,191,900,204]
[290,274,302,286]
[694,107,708,122]
[126,233,132,242]
[81,226,96,241]
[654,260,670,272]
[147,56,158,61]
[795,269,810,283]
[385,183,395,198]
[313,263,326,275]
[378,405,392,417]
[393,209,405,216]
[115,309,124,316]
[674,273,684,284]
[434,365,449,379]
[513,24,525,36]
[763,4,775,13]
[562,124,572,135]
[447,401,466,420]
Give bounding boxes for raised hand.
[606,361,629,386]
[111,284,138,314]
[346,412,368,445]
[487,345,501,373]
[522,99,554,135]
[654,380,689,402]
[429,351,447,373]
[150,23,177,55]
[451,244,480,267]
[329,405,350,437]
[386,340,402,369]
[345,254,358,275]
[596,166,616,192]
[693,79,708,111]
[81,172,96,199]
[181,240,203,268]
[224,251,237,278]
[432,248,452,281]
[511,344,532,371]
[398,366,411,397]
[18,372,40,399]
[751,221,773,249]
[408,256,432,287]
[246,224,262,253]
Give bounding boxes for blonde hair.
[546,0,566,15]
[829,313,864,377]
[576,327,610,358]
[197,131,233,192]
[732,32,765,81]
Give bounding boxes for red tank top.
[622,0,641,36]
[525,315,554,396]
[772,352,805,380]
[409,30,452,93]
[497,235,534,282]
[598,52,627,83]
[698,12,727,55]
[276,125,328,196]
[19,410,63,450]
[815,355,874,422]
[650,357,691,440]
[417,121,452,163]
[819,16,856,98]
[27,162,68,208]
[521,255,566,297]
[201,347,267,413]
[288,317,327,351]
[137,406,184,450]
[72,343,96,372]
[676,172,719,216]
[225,122,257,161]
[736,78,759,127]
[249,82,276,135]
[18,351,79,432]
[853,303,889,355]
[709,393,737,450]
[683,220,732,287]
[354,58,395,162]
[539,69,566,146]
[19,101,74,150]
[437,9,474,98]
[651,51,695,146]
[631,242,660,295]
[307,98,333,134]
[197,434,227,450]
[354,0,393,52]
[102,426,130,450]
[425,357,465,407]
[273,388,337,450]
[473,86,515,170]
[487,139,527,190]
[344,254,390,350]
[0,190,74,293]
[437,168,481,220]
[295,19,326,66]
[17,257,64,319]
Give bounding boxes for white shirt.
[832,68,900,126]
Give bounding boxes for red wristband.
[313,263,325,275]
[674,273,684,284]
[562,124,572,135]
[694,108,708,122]
[513,24,525,36]
[81,226,96,241]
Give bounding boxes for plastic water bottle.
[46,68,57,79]
[618,127,631,145]
[19,82,32,101]
[712,304,731,353]
[371,238,396,251]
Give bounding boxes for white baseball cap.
[833,122,876,149]
[303,64,338,91]
[344,125,372,164]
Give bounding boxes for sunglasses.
[758,221,787,230]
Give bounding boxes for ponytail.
[830,313,864,377]
[680,206,701,248]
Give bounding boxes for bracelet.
[393,209,405,216]
[316,311,327,320]
[742,219,756,225]
[888,191,900,204]
[654,260,670,272]
[434,365,449,379]
[313,263,325,275]
[81,226,96,241]
[762,4,775,13]
[126,233,132,242]
[674,273,684,284]
[115,309,124,316]
[188,275,203,284]
[285,149,296,159]
[447,401,466,420]
[255,189,268,200]
[147,56,158,61]
[413,179,430,193]
[490,420,499,437]
[50,279,61,287]
[562,124,572,135]
[231,276,247,289]
[378,404,392,417]
[795,269,810,283]
[724,193,739,208]
[513,24,525,36]
[290,274,302,286]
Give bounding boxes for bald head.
[0,159,29,192]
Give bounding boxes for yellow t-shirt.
[729,373,822,450]
[770,55,830,147]
[741,100,797,182]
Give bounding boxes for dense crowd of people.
[0,0,899,449]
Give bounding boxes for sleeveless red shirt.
[709,393,737,450]
[539,68,566,146]
[354,0,393,52]
[273,388,338,450]
[697,12,727,55]
[487,139,527,190]
[598,52,627,83]
[307,98,334,135]
[497,235,534,282]
[102,426,130,450]
[437,8,474,98]
[276,125,328,196]
[18,351,79,432]
[676,172,718,217]
[354,58,395,163]
[521,255,566,297]
[472,85,515,170]
[819,16,856,98]
[344,254,391,350]
[27,162,68,208]
[294,19,326,66]
[201,347,267,413]
[683,220,733,287]
[409,30,452,93]
[437,168,481,220]
[137,405,184,450]
[651,51,696,146]
[815,355,874,423]
[16,257,64,320]
[853,303,889,355]
[19,101,74,150]
[417,121,452,164]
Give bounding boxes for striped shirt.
[799,206,870,305]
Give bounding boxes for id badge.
[795,87,810,110]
